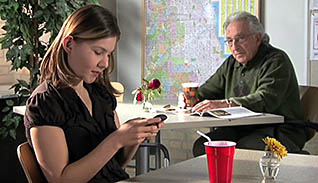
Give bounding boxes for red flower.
[148,78,161,89]
[136,91,143,101]
[133,78,162,104]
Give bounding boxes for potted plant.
[0,1,99,181]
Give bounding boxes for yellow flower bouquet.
[259,137,288,180]
[263,137,288,161]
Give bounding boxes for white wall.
[100,0,118,81]
[117,0,143,101]
[263,0,308,85]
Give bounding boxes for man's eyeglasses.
[224,33,255,47]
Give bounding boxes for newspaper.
[191,106,263,120]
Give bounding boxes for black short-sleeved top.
[24,81,129,183]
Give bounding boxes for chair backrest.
[299,85,318,124]
[17,142,46,183]
[111,82,124,102]
[299,85,318,140]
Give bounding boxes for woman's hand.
[114,117,165,148]
[191,99,229,113]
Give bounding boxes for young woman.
[24,5,164,182]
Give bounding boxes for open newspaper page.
[191,106,263,120]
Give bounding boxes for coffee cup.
[181,82,199,109]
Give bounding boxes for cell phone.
[146,114,167,126]
[153,114,168,121]
[126,117,145,123]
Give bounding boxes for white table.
[13,105,26,116]
[119,149,318,183]
[116,103,284,129]
[13,104,284,127]
[13,104,284,175]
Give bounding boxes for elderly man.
[192,11,307,157]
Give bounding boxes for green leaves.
[0,99,22,140]
[33,10,43,18]
[6,99,14,107]
[0,127,8,139]
[9,129,16,139]
[8,80,31,96]
[17,80,29,88]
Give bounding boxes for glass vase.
[142,100,153,112]
[259,151,280,180]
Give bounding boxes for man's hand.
[191,99,235,113]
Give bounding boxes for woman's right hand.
[114,117,164,148]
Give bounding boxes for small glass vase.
[259,151,280,180]
[142,100,153,112]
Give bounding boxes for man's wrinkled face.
[225,20,262,64]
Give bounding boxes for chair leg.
[140,143,170,168]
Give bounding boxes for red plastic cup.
[204,141,236,183]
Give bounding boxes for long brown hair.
[40,4,121,94]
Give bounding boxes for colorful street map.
[144,0,259,99]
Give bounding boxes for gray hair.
[224,11,264,34]
[224,11,268,44]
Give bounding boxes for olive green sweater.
[198,43,304,121]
